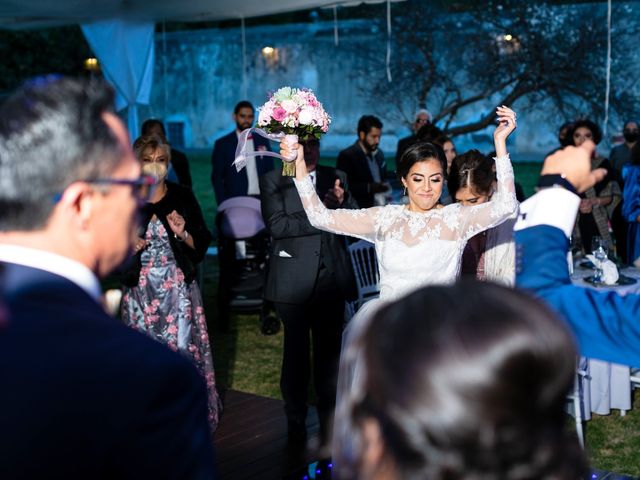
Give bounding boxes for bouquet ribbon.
[233,127,297,172]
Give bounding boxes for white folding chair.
[566,358,590,448]
[347,239,380,313]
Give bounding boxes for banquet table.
[570,263,640,419]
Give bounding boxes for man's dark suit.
[0,263,215,480]
[211,131,273,205]
[395,134,417,164]
[336,142,386,208]
[259,166,357,444]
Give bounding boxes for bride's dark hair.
[339,281,584,480]
[397,142,447,180]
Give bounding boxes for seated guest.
[335,281,583,480]
[394,109,431,165]
[449,150,517,284]
[141,118,193,189]
[569,119,621,254]
[0,76,214,479]
[120,134,221,431]
[337,115,389,208]
[515,140,640,366]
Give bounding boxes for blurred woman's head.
[339,281,583,480]
[397,142,447,212]
[570,119,602,146]
[133,134,171,184]
[433,135,457,173]
[448,149,495,206]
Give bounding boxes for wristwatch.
[175,231,189,242]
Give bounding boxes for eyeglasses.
[52,175,157,203]
[88,176,158,202]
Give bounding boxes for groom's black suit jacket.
[259,166,357,304]
[0,262,215,480]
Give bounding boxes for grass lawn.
[190,149,640,476]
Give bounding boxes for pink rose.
[166,314,175,324]
[167,325,178,335]
[272,107,287,122]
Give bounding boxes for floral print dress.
[121,217,220,431]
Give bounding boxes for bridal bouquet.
[256,87,331,176]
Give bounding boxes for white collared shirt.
[0,244,102,302]
[237,131,260,195]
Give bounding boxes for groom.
[260,139,357,470]
[515,140,640,367]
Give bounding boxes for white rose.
[281,99,298,114]
[298,108,315,125]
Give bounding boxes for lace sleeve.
[456,153,519,241]
[293,175,379,242]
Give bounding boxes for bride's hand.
[280,140,308,180]
[493,105,517,157]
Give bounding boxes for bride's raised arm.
[456,106,519,240]
[283,142,381,242]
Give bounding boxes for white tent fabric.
[81,20,155,136]
[0,1,353,30]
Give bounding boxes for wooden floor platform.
[214,390,319,480]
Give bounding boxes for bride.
[285,106,517,301]
[283,105,518,458]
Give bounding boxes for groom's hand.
[541,140,606,193]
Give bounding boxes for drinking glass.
[591,236,608,283]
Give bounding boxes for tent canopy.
[0,1,367,30]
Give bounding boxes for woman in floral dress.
[120,134,220,431]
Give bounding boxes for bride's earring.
[403,187,407,196]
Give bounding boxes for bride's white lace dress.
[292,153,517,465]
[293,154,517,301]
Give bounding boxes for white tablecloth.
[571,264,640,418]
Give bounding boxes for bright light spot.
[84,57,99,70]
[262,46,274,55]
[504,34,513,42]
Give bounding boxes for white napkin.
[586,254,619,285]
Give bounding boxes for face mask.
[623,130,638,143]
[142,162,168,183]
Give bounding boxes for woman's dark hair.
[341,281,583,480]
[570,119,602,145]
[397,142,447,180]
[448,149,495,198]
[415,122,444,143]
[432,134,451,148]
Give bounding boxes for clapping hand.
[166,210,186,237]
[541,140,606,193]
[324,179,345,209]
[134,237,147,253]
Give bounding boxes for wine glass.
[591,236,609,283]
